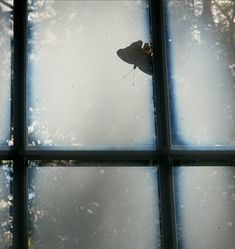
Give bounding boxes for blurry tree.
[167,0,235,80]
[0,4,13,249]
[0,161,13,249]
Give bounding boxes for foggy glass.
[165,0,235,148]
[28,163,160,249]
[0,1,13,147]
[173,166,235,249]
[27,0,156,150]
[0,162,13,248]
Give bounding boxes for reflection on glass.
[0,161,13,247]
[28,162,160,249]
[0,1,13,146]
[165,0,235,147]
[173,166,235,249]
[27,0,156,150]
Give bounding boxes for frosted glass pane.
[0,162,13,247]
[27,0,156,150]
[173,166,235,249]
[166,1,235,147]
[28,163,160,249]
[0,2,13,147]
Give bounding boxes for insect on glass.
[117,40,153,76]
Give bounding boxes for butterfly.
[117,40,153,76]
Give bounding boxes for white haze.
[27,0,156,150]
[173,167,235,249]
[29,166,161,249]
[167,4,235,147]
[0,11,11,146]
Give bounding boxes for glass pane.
[28,162,160,249]
[0,1,13,147]
[173,166,235,249]
[27,0,156,150]
[0,161,13,247]
[165,0,235,148]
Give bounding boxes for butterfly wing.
[117,40,153,75]
[117,40,143,66]
[137,52,153,75]
[129,40,143,49]
[117,48,136,65]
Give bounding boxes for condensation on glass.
[173,166,235,249]
[0,161,13,248]
[27,0,156,150]
[0,1,13,147]
[28,162,161,249]
[165,0,235,148]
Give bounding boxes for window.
[0,0,234,249]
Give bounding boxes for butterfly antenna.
[122,68,134,79]
[132,68,135,87]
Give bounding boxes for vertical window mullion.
[158,158,177,249]
[13,0,27,249]
[150,0,177,248]
[13,159,27,249]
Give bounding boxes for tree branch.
[0,0,13,10]
[213,0,232,23]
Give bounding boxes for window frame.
[0,0,232,249]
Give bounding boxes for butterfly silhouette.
[117,40,153,76]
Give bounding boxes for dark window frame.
[0,0,232,249]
